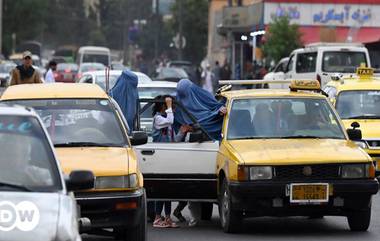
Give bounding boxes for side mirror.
[66,170,94,192]
[130,131,148,146]
[347,122,362,141]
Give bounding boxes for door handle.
[141,150,155,155]
[322,73,328,76]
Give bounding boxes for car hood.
[0,192,60,240]
[55,147,131,176]
[227,139,370,165]
[342,119,380,139]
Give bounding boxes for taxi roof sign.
[290,80,321,91]
[356,66,374,78]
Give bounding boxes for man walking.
[45,60,57,83]
[10,51,42,85]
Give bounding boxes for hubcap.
[221,189,229,226]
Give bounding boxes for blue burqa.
[109,70,139,132]
[175,79,224,140]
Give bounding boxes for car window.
[322,51,367,73]
[3,99,128,147]
[79,75,93,83]
[80,63,106,72]
[0,115,62,191]
[82,54,109,66]
[95,74,119,90]
[227,98,345,140]
[286,55,294,73]
[274,61,286,73]
[296,52,317,73]
[336,90,380,119]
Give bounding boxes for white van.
[284,42,371,87]
[77,46,111,67]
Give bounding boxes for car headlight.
[354,141,368,149]
[95,174,138,189]
[341,164,371,178]
[249,166,273,180]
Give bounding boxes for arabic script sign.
[264,3,379,27]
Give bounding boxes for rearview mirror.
[130,131,148,146]
[66,170,94,191]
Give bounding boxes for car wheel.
[201,203,213,221]
[114,190,147,241]
[347,208,371,232]
[219,178,242,233]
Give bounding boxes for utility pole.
[154,0,160,60]
[178,0,183,60]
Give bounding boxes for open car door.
[135,99,219,202]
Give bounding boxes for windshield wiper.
[54,142,122,147]
[0,182,32,192]
[281,135,322,139]
[345,115,380,119]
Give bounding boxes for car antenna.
[105,66,110,93]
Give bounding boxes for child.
[152,95,189,228]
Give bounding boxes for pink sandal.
[153,217,170,228]
[165,217,179,228]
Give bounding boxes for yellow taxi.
[216,79,378,233]
[324,67,380,171]
[1,83,148,241]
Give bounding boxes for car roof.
[138,81,177,88]
[220,89,326,100]
[1,83,109,100]
[0,104,37,116]
[78,46,110,52]
[83,70,152,80]
[332,78,380,92]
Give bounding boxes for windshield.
[0,63,16,73]
[138,87,176,99]
[95,74,119,90]
[322,51,367,73]
[158,68,188,79]
[228,98,345,140]
[336,90,380,119]
[82,54,109,66]
[4,99,128,147]
[0,115,61,191]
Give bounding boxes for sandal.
[153,217,170,228]
[165,217,179,228]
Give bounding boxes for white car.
[78,70,152,91]
[264,57,289,89]
[285,42,371,87]
[0,104,94,241]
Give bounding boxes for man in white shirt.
[45,61,57,83]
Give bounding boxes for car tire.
[347,208,371,232]
[219,178,242,233]
[201,203,213,221]
[114,190,147,241]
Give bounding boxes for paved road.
[84,193,380,241]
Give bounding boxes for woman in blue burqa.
[175,79,226,140]
[109,70,139,133]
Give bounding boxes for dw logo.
[0,201,40,232]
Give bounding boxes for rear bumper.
[75,188,145,229]
[228,179,379,217]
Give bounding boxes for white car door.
[135,141,219,201]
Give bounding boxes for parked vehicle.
[55,63,78,83]
[1,83,148,241]
[0,104,94,241]
[77,46,111,67]
[167,60,197,82]
[264,57,289,89]
[285,42,371,87]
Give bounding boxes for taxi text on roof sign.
[290,80,321,91]
[356,66,374,78]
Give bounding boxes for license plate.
[63,73,72,79]
[290,183,329,204]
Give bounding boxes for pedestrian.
[45,60,57,83]
[212,61,221,92]
[201,64,215,93]
[151,95,185,228]
[10,51,42,85]
[109,70,139,133]
[220,61,231,80]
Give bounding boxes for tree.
[263,16,302,62]
[170,0,209,64]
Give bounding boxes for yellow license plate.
[290,183,329,203]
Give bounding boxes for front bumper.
[228,179,379,217]
[75,188,145,229]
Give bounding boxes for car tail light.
[316,74,321,84]
[54,72,59,79]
